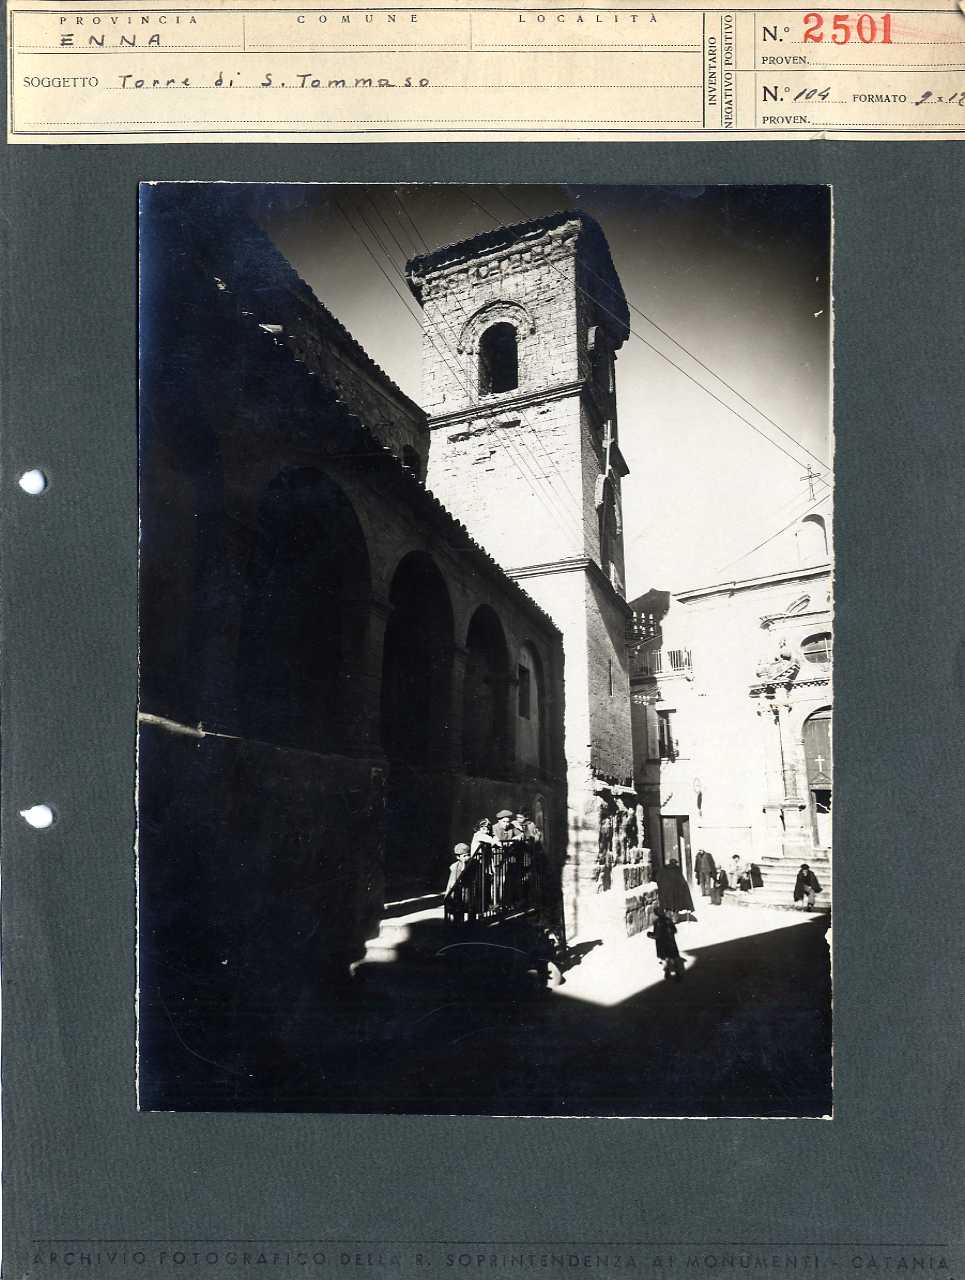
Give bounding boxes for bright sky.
[264,184,832,599]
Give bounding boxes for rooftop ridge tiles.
[214,213,428,429]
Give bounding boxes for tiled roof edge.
[216,275,561,639]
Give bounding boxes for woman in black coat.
[793,863,822,910]
[655,858,695,918]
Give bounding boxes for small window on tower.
[479,323,519,395]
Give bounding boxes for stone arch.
[797,513,829,564]
[380,550,455,899]
[456,299,536,356]
[463,604,510,775]
[237,466,371,755]
[478,322,519,395]
[381,550,454,766]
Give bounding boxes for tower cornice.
[410,219,582,304]
[406,209,630,348]
[426,377,586,428]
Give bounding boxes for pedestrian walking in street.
[656,857,695,920]
[793,863,823,911]
[647,907,685,981]
[695,848,717,898]
[529,926,566,989]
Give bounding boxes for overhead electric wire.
[348,194,584,547]
[459,186,829,478]
[491,184,831,477]
[713,489,832,576]
[360,191,590,538]
[473,185,835,581]
[371,191,589,526]
[334,197,587,550]
[392,189,431,253]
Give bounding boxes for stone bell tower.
[406,212,636,936]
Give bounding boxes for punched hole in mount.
[18,469,48,495]
[20,804,55,829]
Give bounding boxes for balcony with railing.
[628,646,693,680]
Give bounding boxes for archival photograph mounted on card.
[136,183,833,1115]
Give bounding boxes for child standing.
[648,907,685,981]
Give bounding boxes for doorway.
[803,707,832,849]
[661,816,693,883]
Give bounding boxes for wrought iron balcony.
[629,647,693,679]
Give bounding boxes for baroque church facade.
[629,500,833,908]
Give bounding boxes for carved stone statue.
[755,636,800,687]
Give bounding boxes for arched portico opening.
[237,467,371,754]
[380,551,455,898]
[463,605,510,776]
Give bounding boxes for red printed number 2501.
[802,12,894,42]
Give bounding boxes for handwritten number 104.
[802,13,893,43]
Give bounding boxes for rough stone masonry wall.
[419,240,580,419]
[285,325,429,476]
[585,572,634,783]
[427,395,586,572]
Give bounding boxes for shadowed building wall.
[137,187,565,1107]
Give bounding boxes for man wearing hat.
[493,809,515,843]
[444,843,473,924]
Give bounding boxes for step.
[725,890,831,911]
[360,902,542,968]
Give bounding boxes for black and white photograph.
[137,182,833,1116]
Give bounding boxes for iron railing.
[444,841,546,925]
[629,647,693,679]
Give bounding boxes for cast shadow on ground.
[142,912,831,1117]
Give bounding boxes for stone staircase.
[727,854,832,912]
[358,894,451,967]
[356,894,545,972]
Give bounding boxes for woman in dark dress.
[793,863,823,910]
[655,858,695,919]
